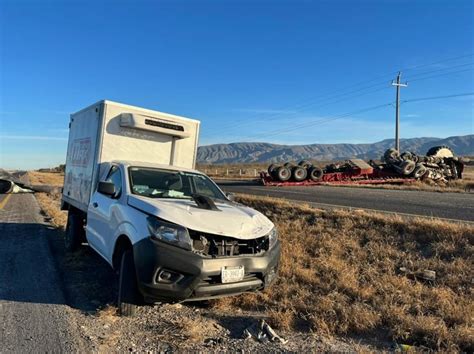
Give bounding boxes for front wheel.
[118,250,141,316]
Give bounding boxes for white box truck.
[61,100,280,315]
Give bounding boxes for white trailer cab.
[61,100,280,315]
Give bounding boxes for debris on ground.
[0,179,34,194]
[243,319,288,344]
[399,267,436,283]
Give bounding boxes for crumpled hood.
[128,195,274,240]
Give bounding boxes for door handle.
[92,202,98,208]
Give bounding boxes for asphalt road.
[217,180,474,222]
[0,193,84,352]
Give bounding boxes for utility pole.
[391,72,408,151]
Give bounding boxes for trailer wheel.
[412,164,427,179]
[65,212,83,252]
[308,166,324,181]
[298,160,312,169]
[292,166,307,181]
[283,162,295,169]
[398,160,416,176]
[267,164,278,175]
[384,148,400,164]
[118,250,140,317]
[276,166,291,181]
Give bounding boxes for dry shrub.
[215,195,474,351]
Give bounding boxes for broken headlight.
[147,216,192,251]
[268,227,278,249]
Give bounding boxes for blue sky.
[1,0,473,169]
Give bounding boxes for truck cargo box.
[62,100,200,212]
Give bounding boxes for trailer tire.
[118,250,140,317]
[276,166,291,181]
[283,162,295,169]
[384,148,400,164]
[398,160,416,176]
[292,166,307,181]
[64,211,83,252]
[267,164,278,175]
[298,160,312,169]
[308,166,324,181]
[413,164,427,179]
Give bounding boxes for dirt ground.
[28,171,473,352]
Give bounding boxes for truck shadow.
[45,224,119,313]
[0,221,118,312]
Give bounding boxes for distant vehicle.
[61,100,280,315]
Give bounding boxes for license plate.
[221,265,245,283]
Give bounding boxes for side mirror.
[226,192,235,201]
[98,181,116,196]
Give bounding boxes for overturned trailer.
[261,145,465,186]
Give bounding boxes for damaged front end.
[190,230,270,257]
[135,217,280,303]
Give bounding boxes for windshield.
[129,167,227,200]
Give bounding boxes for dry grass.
[29,171,474,350]
[214,195,474,351]
[28,171,64,186]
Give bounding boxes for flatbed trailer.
[260,159,418,186]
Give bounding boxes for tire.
[275,166,291,181]
[292,166,307,181]
[118,250,140,316]
[298,160,312,169]
[397,160,416,176]
[308,166,324,181]
[64,212,83,252]
[400,152,414,161]
[426,145,454,158]
[267,164,278,175]
[283,162,295,169]
[412,164,427,179]
[384,148,400,164]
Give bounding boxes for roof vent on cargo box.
[119,113,190,138]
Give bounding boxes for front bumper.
[133,237,281,303]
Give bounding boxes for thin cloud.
[0,135,68,141]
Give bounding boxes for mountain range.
[197,135,474,164]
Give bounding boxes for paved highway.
[0,193,84,351]
[217,180,473,222]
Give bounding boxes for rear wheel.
[283,162,295,169]
[397,160,416,176]
[64,212,83,252]
[275,166,291,181]
[308,166,324,181]
[413,164,427,179]
[292,166,307,181]
[267,164,278,175]
[298,160,312,169]
[118,250,140,316]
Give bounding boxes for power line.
[401,92,474,104]
[202,53,474,137]
[233,91,474,141]
[243,102,393,140]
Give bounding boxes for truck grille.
[189,230,269,257]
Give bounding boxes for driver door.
[86,165,123,262]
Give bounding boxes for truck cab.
[61,101,280,315]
